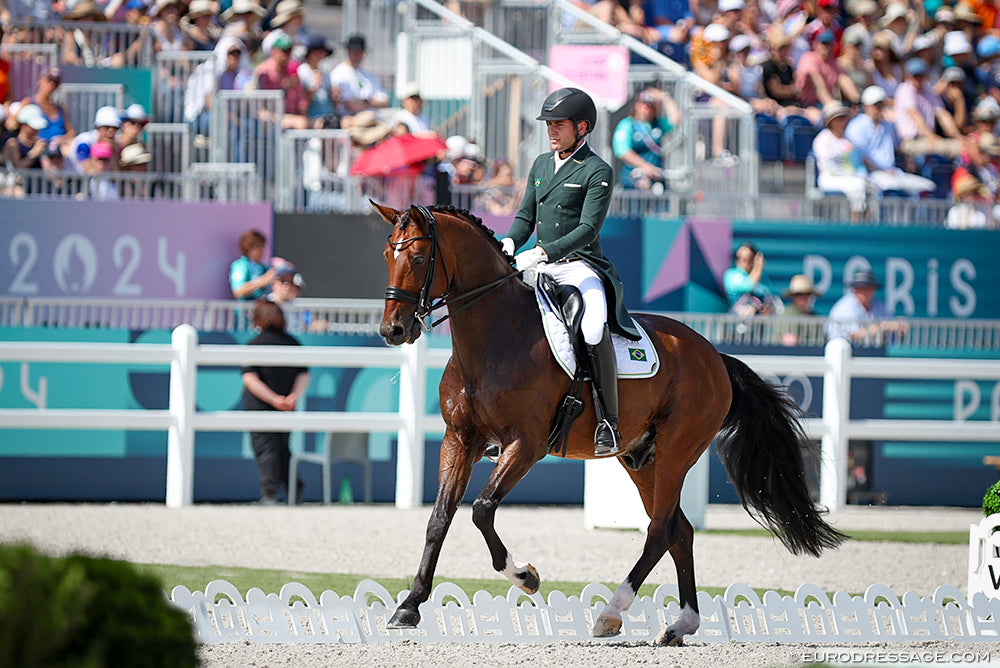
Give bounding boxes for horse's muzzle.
[379,310,422,346]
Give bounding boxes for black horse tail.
[715,354,847,557]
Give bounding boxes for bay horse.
[375,202,844,645]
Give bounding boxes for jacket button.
[555,223,560,228]
[557,204,562,209]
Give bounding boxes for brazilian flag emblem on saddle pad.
[629,348,647,362]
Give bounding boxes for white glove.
[501,237,515,257]
[515,246,547,271]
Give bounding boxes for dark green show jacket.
[507,143,640,341]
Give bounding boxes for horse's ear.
[371,200,400,225]
[408,205,430,232]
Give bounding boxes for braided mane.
[403,205,506,257]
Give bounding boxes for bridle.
[384,205,521,331]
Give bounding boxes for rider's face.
[546,119,579,154]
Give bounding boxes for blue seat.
[788,124,820,163]
[755,114,783,162]
[924,163,955,199]
[781,114,816,162]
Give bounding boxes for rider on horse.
[501,87,640,457]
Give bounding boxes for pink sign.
[548,45,630,109]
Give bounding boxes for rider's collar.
[554,140,587,171]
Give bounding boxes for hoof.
[515,564,540,594]
[655,628,684,646]
[387,607,421,629]
[592,614,622,638]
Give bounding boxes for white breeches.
[539,260,607,345]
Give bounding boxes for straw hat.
[270,0,303,27]
[349,110,392,147]
[221,0,264,22]
[63,0,107,20]
[185,0,215,19]
[822,102,850,124]
[953,173,989,199]
[878,2,907,26]
[120,143,153,166]
[782,274,822,297]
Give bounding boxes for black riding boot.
[587,325,621,456]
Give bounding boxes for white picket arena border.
[168,578,1000,644]
[1,328,999,512]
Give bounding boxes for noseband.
[384,205,521,331]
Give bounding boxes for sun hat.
[848,269,880,288]
[848,0,878,16]
[782,274,822,297]
[953,172,989,199]
[445,134,467,160]
[185,0,214,18]
[954,3,983,23]
[822,101,850,124]
[221,0,264,22]
[93,105,122,129]
[943,30,973,56]
[270,0,303,27]
[718,0,744,12]
[63,0,107,20]
[878,2,907,26]
[90,141,114,160]
[119,143,153,166]
[974,99,1000,122]
[306,35,333,57]
[909,34,935,53]
[861,85,887,106]
[348,110,392,147]
[16,104,48,130]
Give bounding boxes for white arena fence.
[169,578,1000,644]
[1,327,999,512]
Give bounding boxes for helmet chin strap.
[558,122,587,159]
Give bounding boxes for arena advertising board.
[0,200,272,300]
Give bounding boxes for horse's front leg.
[388,428,482,628]
[471,439,545,594]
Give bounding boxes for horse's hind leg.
[471,442,545,594]
[388,428,481,628]
[592,451,702,644]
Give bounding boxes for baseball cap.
[729,34,751,53]
[702,23,730,42]
[275,266,305,288]
[718,0,744,12]
[943,30,973,56]
[93,105,122,128]
[272,33,293,51]
[346,34,366,51]
[860,85,887,106]
[905,57,928,76]
[121,103,149,123]
[17,104,49,130]
[90,142,114,160]
[817,29,835,45]
[941,67,966,84]
[400,81,421,99]
[821,102,850,123]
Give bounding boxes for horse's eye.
[413,256,426,266]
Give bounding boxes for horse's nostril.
[390,325,404,339]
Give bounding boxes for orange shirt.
[0,59,10,104]
[971,0,999,29]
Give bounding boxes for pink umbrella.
[350,133,447,177]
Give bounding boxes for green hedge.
[985,480,1000,517]
[0,544,197,668]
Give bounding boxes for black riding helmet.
[537,87,598,136]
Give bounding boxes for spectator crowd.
[2,0,1000,220]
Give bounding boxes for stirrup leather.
[587,325,620,456]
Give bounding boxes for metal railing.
[1,42,59,102]
[0,167,261,203]
[4,295,1000,353]
[3,18,155,68]
[58,82,125,138]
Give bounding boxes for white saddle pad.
[534,279,659,380]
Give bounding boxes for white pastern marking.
[501,553,529,582]
[666,603,701,635]
[603,581,636,618]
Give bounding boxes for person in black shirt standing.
[241,299,310,504]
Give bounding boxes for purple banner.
[0,200,273,299]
